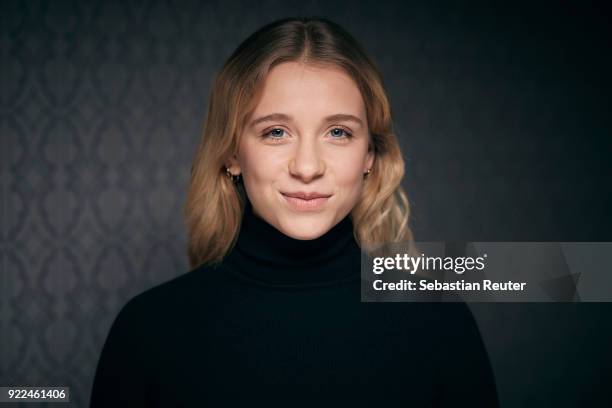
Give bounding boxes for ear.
[365,145,375,173]
[225,154,241,175]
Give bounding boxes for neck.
[223,200,362,287]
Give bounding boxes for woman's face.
[228,61,374,240]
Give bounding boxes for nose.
[288,138,325,182]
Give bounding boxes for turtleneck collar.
[223,199,362,287]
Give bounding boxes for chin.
[278,215,331,240]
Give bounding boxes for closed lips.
[281,192,332,200]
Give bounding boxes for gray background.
[1,0,611,406]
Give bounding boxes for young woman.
[90,17,498,407]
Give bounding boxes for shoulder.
[426,301,483,339]
[389,300,483,345]
[96,264,231,371]
[114,263,230,328]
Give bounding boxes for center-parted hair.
[185,16,413,269]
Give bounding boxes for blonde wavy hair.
[185,17,414,269]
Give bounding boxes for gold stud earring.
[225,168,241,183]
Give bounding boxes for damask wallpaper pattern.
[2,1,611,407]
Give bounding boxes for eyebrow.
[248,113,364,128]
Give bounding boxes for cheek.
[334,166,364,189]
[239,145,284,184]
[327,162,365,215]
[329,150,367,190]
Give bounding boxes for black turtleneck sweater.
[90,201,499,407]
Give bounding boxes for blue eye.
[266,128,285,138]
[330,127,353,138]
[262,127,353,141]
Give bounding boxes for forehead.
[249,61,366,118]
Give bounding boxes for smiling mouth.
[280,192,331,211]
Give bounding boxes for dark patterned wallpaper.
[2,0,611,407]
